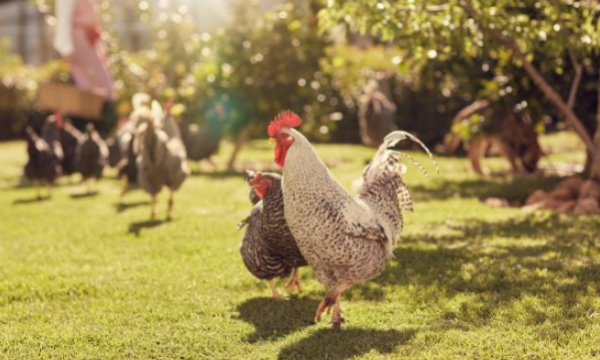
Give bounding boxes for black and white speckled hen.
[239,171,308,300]
[76,123,108,193]
[268,111,436,328]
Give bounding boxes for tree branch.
[459,0,594,153]
[566,52,583,110]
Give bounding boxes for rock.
[579,180,600,200]
[538,198,565,210]
[556,200,577,214]
[525,190,548,206]
[549,187,576,201]
[484,197,510,208]
[556,177,584,197]
[573,198,600,214]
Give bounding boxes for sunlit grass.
[1,133,599,359]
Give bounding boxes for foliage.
[1,134,599,359]
[0,38,68,140]
[319,0,600,142]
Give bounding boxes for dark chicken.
[239,172,307,300]
[24,118,63,199]
[179,105,226,171]
[76,123,108,193]
[59,120,83,180]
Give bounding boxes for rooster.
[238,171,307,300]
[76,123,108,193]
[268,111,436,328]
[136,101,189,219]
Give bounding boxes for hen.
[113,94,152,199]
[24,116,64,199]
[268,111,435,328]
[136,101,189,219]
[238,171,307,300]
[76,123,108,193]
[59,120,83,181]
[179,105,226,171]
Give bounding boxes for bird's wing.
[340,199,386,241]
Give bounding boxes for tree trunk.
[227,126,251,171]
[460,0,595,154]
[590,68,600,181]
[18,0,28,63]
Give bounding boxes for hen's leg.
[120,176,128,201]
[150,195,157,220]
[34,179,41,200]
[284,268,302,294]
[167,190,174,220]
[268,279,285,301]
[315,282,352,324]
[207,157,217,172]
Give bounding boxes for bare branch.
[567,51,583,110]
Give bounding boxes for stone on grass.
[573,198,600,214]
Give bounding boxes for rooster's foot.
[314,295,336,323]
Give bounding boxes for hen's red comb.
[54,111,64,129]
[268,111,302,137]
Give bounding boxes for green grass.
[1,133,600,359]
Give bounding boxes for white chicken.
[268,111,436,328]
[135,101,190,220]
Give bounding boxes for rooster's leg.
[167,191,174,220]
[48,182,53,199]
[284,268,302,294]
[331,293,344,329]
[268,279,285,301]
[314,282,352,324]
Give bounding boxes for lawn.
[1,133,599,360]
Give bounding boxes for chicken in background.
[76,123,108,194]
[112,93,151,200]
[238,171,307,300]
[179,105,226,172]
[24,115,64,199]
[59,119,83,182]
[268,111,437,328]
[136,101,189,220]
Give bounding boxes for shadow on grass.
[128,219,166,236]
[412,175,563,202]
[12,195,51,205]
[236,296,319,343]
[114,201,150,213]
[366,212,600,332]
[277,328,416,360]
[70,191,98,199]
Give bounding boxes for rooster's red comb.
[268,111,302,137]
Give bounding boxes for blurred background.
[0,0,599,175]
